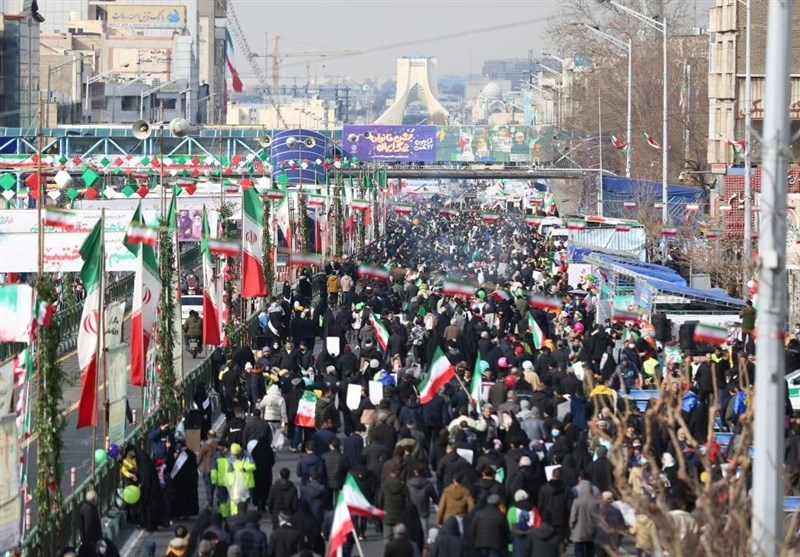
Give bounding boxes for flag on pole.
[207,238,240,257]
[611,309,639,323]
[529,314,546,350]
[290,253,323,267]
[470,357,483,406]
[442,278,476,298]
[13,348,32,389]
[528,295,562,312]
[342,473,385,518]
[610,135,628,151]
[679,63,690,122]
[124,222,159,247]
[295,390,318,427]
[201,207,222,347]
[394,204,412,215]
[224,28,243,93]
[241,187,267,298]
[351,199,370,211]
[693,323,728,344]
[358,264,390,281]
[0,285,33,342]
[418,347,456,404]
[77,219,103,429]
[328,491,354,557]
[642,131,661,150]
[370,314,390,352]
[30,293,53,338]
[661,227,678,237]
[43,208,79,231]
[124,203,161,386]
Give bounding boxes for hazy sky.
[231,0,715,84]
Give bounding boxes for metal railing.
[21,313,257,556]
[0,245,201,363]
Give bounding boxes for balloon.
[122,485,141,505]
[94,449,108,465]
[108,444,121,459]
[477,290,486,299]
[700,471,709,483]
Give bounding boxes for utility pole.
[751,1,792,555]
[742,0,753,293]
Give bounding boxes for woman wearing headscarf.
[168,442,199,519]
[133,445,162,531]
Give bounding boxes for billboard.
[435,125,553,163]
[342,126,437,163]
[106,5,187,29]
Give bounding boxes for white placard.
[557,400,570,422]
[104,301,126,349]
[545,464,561,482]
[456,448,474,464]
[368,381,383,405]
[326,336,340,357]
[571,362,586,381]
[0,360,14,415]
[346,383,362,411]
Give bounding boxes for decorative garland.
[333,180,344,257]
[371,171,379,242]
[34,276,65,553]
[157,219,179,418]
[62,273,78,308]
[217,202,237,350]
[262,197,274,295]
[357,182,366,252]
[297,187,309,253]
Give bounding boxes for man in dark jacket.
[296,440,325,486]
[322,438,347,505]
[79,490,102,547]
[266,468,299,527]
[384,523,418,557]
[220,406,247,449]
[471,465,505,509]
[468,494,509,556]
[588,446,614,494]
[527,511,563,557]
[343,425,365,470]
[233,510,268,556]
[377,468,409,542]
[421,393,449,443]
[267,512,301,557]
[275,339,299,372]
[537,467,572,545]
[299,472,328,527]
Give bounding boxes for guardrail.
[0,245,201,363]
[20,313,257,556]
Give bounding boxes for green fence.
[20,313,257,556]
[0,245,201,363]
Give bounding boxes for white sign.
[76,196,239,218]
[346,383,362,411]
[106,343,129,447]
[0,209,158,233]
[104,301,127,349]
[326,336,341,357]
[368,381,383,405]
[0,232,133,273]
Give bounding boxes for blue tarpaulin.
[602,175,707,224]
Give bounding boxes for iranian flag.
[529,314,546,349]
[528,295,562,312]
[0,285,33,342]
[351,199,370,211]
[275,192,291,249]
[642,130,661,149]
[77,219,104,429]
[438,209,458,217]
[394,204,412,215]
[470,356,483,406]
[291,252,323,267]
[442,278,476,298]
[359,264,390,281]
[585,215,606,223]
[328,491,354,557]
[611,309,639,323]
[686,203,699,212]
[342,473,384,518]
[705,228,722,239]
[418,346,456,404]
[370,313,390,352]
[567,220,586,231]
[524,217,542,227]
[295,390,318,427]
[307,195,326,208]
[201,207,222,347]
[610,135,628,151]
[29,293,53,339]
[718,204,732,213]
[482,213,500,223]
[124,204,161,386]
[265,185,286,201]
[241,188,266,298]
[615,224,632,232]
[125,222,159,247]
[490,289,511,303]
[13,348,32,389]
[208,238,240,257]
[662,227,678,237]
[622,201,636,209]
[693,323,728,344]
[43,208,79,231]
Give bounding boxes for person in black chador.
[133,445,162,531]
[169,442,199,519]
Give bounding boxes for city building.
[226,97,336,129]
[0,0,41,128]
[707,0,800,164]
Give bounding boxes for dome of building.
[481,82,503,100]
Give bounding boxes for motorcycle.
[188,336,200,359]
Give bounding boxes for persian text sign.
[342,126,436,162]
[106,5,186,29]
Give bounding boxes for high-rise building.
[1,0,87,34]
[0,1,41,128]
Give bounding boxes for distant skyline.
[232,0,714,86]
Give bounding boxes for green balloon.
[477,290,486,299]
[94,448,108,465]
[122,485,141,505]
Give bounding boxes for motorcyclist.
[183,310,203,347]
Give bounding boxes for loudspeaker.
[168,117,190,138]
[259,135,272,148]
[132,119,151,140]
[652,313,672,342]
[285,136,298,148]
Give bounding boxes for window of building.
[121,96,140,112]
[159,98,177,110]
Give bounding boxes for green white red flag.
[290,253,323,267]
[642,130,661,149]
[295,390,318,427]
[418,346,455,404]
[442,278,476,298]
[124,222,159,247]
[611,309,639,323]
[342,473,384,518]
[29,293,53,339]
[370,313,390,352]
[208,238,240,257]
[242,188,267,297]
[77,219,104,429]
[0,285,33,342]
[470,356,483,407]
[693,323,728,344]
[124,203,161,386]
[358,264,390,281]
[201,206,222,347]
[528,295,561,312]
[351,199,370,211]
[529,314,546,350]
[328,491,354,557]
[43,208,79,231]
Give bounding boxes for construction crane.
[250,35,361,91]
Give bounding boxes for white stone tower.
[375,56,450,124]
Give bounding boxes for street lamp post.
[139,80,177,121]
[576,23,633,179]
[738,0,753,291]
[84,64,130,123]
[598,0,668,226]
[46,54,85,128]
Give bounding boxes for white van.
[181,294,204,321]
[537,216,563,236]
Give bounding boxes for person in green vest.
[210,442,231,517]
[228,442,256,515]
[642,355,660,389]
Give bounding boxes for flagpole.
[351,529,366,557]
[92,209,106,475]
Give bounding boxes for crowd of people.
[67,203,800,557]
